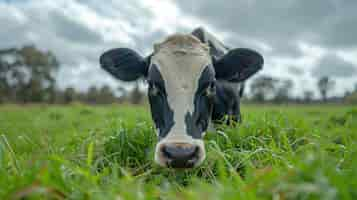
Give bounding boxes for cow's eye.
[149,82,165,97]
[205,82,216,97]
[149,83,159,96]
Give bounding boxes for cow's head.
[100,34,263,168]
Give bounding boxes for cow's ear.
[213,48,263,82]
[100,48,149,81]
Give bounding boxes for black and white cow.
[100,28,263,168]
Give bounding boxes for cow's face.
[100,34,263,168]
[148,35,214,168]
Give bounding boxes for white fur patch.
[151,36,211,141]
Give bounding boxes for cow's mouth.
[155,141,206,168]
[166,159,196,168]
[163,145,199,168]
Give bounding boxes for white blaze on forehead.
[151,34,211,141]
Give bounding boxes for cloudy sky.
[1,0,357,98]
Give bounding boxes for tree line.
[0,45,145,104]
[248,75,357,104]
[1,45,356,104]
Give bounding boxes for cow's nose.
[161,143,199,168]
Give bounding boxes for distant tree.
[117,86,128,96]
[86,86,99,104]
[64,87,76,103]
[0,61,9,102]
[344,92,357,104]
[344,83,357,104]
[273,79,294,103]
[113,86,127,103]
[250,75,278,102]
[317,76,335,102]
[98,85,116,104]
[129,81,144,104]
[0,48,23,102]
[303,90,314,103]
[0,45,59,103]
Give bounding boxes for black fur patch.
[147,64,174,139]
[213,48,263,82]
[185,66,216,139]
[99,48,149,81]
[212,81,242,125]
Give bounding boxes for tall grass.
[0,104,356,199]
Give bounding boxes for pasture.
[0,104,356,199]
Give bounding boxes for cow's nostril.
[162,143,199,168]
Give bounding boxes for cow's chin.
[154,137,206,169]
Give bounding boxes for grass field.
[0,104,356,199]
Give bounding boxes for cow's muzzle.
[155,142,205,168]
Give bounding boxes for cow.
[99,27,263,168]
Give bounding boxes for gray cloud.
[0,1,162,64]
[174,0,357,55]
[1,0,357,96]
[173,0,357,96]
[288,66,304,76]
[49,11,102,44]
[312,54,357,78]
[132,30,167,55]
[319,12,357,49]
